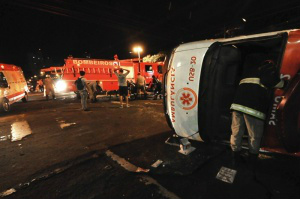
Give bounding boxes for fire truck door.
[277,72,300,153]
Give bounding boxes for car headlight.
[56,80,67,92]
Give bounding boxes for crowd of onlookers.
[29,69,162,110]
[75,69,162,111]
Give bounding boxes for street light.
[133,46,143,72]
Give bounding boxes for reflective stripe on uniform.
[230,103,266,120]
[275,80,284,88]
[239,78,267,89]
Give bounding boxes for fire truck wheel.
[22,92,28,103]
[1,98,10,112]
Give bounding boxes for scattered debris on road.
[151,159,163,168]
[216,166,237,184]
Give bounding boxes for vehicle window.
[145,65,153,72]
[0,72,8,88]
[158,65,163,74]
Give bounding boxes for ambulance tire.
[1,98,10,112]
[22,92,28,103]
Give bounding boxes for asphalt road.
[0,92,300,199]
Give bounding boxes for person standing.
[44,75,55,100]
[32,80,37,92]
[114,68,130,108]
[230,58,285,169]
[152,75,162,100]
[136,73,146,99]
[37,79,44,92]
[76,71,89,111]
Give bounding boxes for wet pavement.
[0,92,300,199]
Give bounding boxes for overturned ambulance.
[164,29,300,155]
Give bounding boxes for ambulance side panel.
[0,64,27,107]
[5,70,27,103]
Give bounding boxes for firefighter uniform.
[44,76,55,100]
[88,81,102,102]
[230,60,284,155]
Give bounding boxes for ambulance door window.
[145,65,153,72]
[0,72,8,88]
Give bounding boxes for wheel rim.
[3,101,9,111]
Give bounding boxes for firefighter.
[37,79,44,92]
[44,75,55,100]
[88,81,102,103]
[230,56,285,170]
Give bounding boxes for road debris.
[151,160,163,168]
[11,121,32,142]
[0,188,16,197]
[216,166,237,184]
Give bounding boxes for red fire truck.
[40,66,63,77]
[53,56,163,93]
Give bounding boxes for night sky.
[1,0,300,77]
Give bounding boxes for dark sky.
[1,0,300,77]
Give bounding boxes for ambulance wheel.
[1,98,10,112]
[22,92,28,103]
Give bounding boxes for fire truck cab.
[164,29,300,156]
[0,63,29,112]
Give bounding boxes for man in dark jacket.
[230,57,285,167]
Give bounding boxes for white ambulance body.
[164,29,300,155]
[0,63,29,112]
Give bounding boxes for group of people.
[75,69,130,111]
[75,68,162,111]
